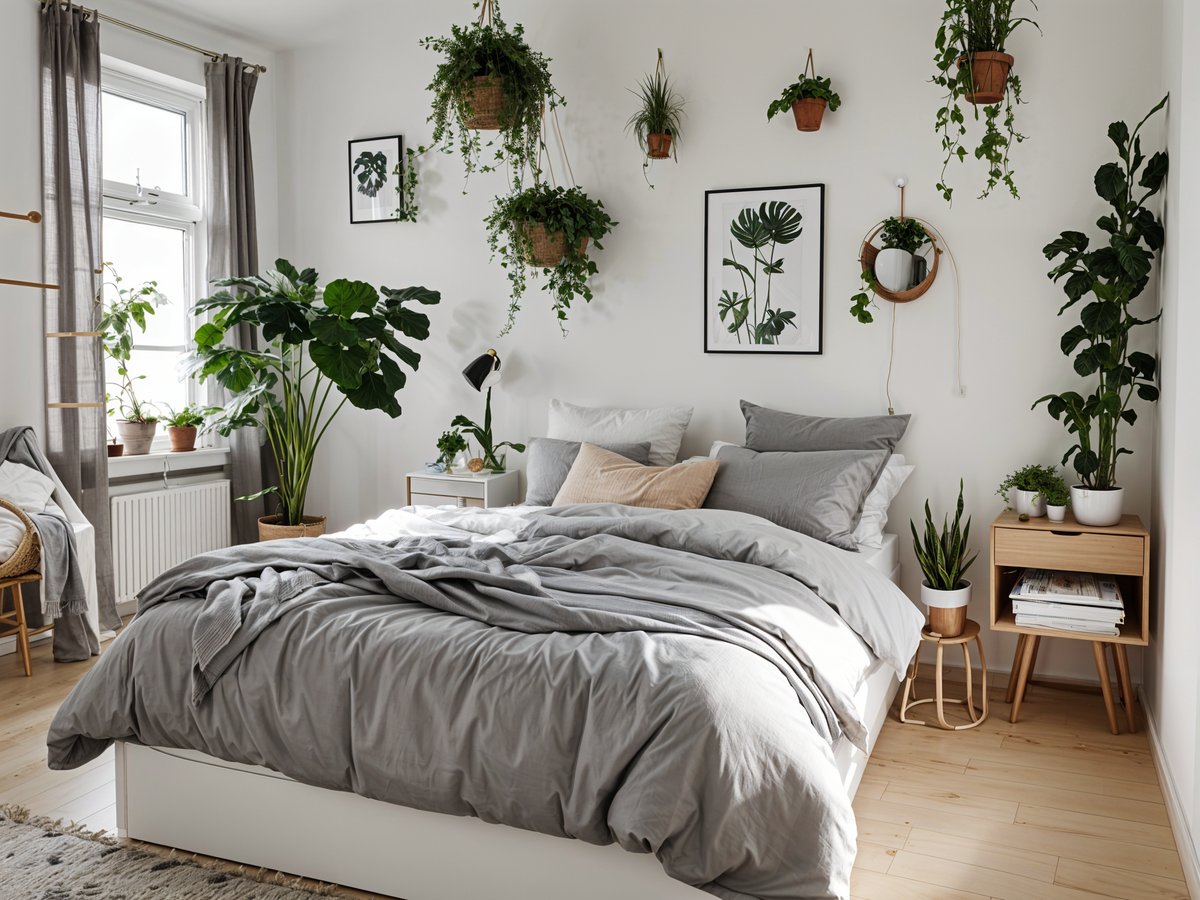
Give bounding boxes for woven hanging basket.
[859,222,942,304]
[0,498,40,580]
[522,222,589,267]
[957,51,1014,105]
[462,76,505,130]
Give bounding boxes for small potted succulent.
[996,463,1061,518]
[911,479,977,638]
[163,404,216,453]
[767,56,841,132]
[1042,476,1070,523]
[437,429,469,474]
[626,51,685,179]
[874,216,931,293]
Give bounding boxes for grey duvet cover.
[48,504,922,900]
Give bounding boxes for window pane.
[102,91,186,195]
[106,349,189,423]
[102,217,188,347]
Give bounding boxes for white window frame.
[100,57,207,450]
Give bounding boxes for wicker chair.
[0,497,47,677]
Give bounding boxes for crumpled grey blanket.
[49,504,923,900]
[0,426,87,620]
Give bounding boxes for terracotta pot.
[107,443,124,458]
[521,222,590,267]
[257,515,328,541]
[647,132,673,159]
[116,420,157,456]
[957,51,1014,105]
[463,76,505,130]
[167,425,197,452]
[790,98,827,132]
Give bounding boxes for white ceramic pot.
[116,420,157,456]
[874,248,915,293]
[1046,504,1067,523]
[1071,485,1124,527]
[1013,489,1047,518]
[921,579,971,637]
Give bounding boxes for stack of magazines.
[1009,568,1124,636]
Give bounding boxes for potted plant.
[1034,98,1168,526]
[437,429,469,474]
[911,479,977,638]
[400,0,562,218]
[98,263,167,456]
[626,51,684,183]
[189,259,441,540]
[162,404,215,453]
[767,73,841,133]
[484,183,617,335]
[932,0,1040,202]
[874,216,931,293]
[995,463,1060,518]
[450,406,525,474]
[1042,477,1070,523]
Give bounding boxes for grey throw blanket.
[50,505,923,900]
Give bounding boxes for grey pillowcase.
[741,400,911,453]
[703,445,890,551]
[524,438,653,505]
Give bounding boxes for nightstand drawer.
[410,493,485,508]
[407,477,486,500]
[993,527,1144,576]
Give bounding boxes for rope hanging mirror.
[857,178,942,305]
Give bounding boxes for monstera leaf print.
[721,200,803,344]
[353,151,389,198]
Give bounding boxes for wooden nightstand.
[989,510,1149,734]
[405,470,521,509]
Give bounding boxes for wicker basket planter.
[462,76,505,130]
[167,425,197,452]
[957,51,1014,105]
[521,222,589,267]
[791,98,827,132]
[646,132,673,159]
[0,499,40,580]
[257,515,328,542]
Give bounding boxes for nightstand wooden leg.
[1092,641,1120,735]
[1027,635,1041,686]
[1114,644,1137,733]
[1009,633,1037,724]
[1006,634,1027,704]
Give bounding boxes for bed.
[48,504,920,900]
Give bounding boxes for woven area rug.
[0,806,337,899]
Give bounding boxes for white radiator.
[110,480,232,605]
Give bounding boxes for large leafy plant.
[718,201,804,344]
[484,183,617,335]
[1034,97,1168,490]
[188,259,441,525]
[400,0,561,222]
[766,74,842,121]
[933,0,1039,202]
[911,479,977,591]
[98,263,167,424]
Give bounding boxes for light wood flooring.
[0,639,1190,900]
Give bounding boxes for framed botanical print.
[704,183,825,354]
[348,135,403,224]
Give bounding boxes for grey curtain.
[40,1,118,645]
[205,56,271,544]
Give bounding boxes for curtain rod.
[39,1,267,74]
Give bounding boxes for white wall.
[276,0,1166,683]
[0,0,279,440]
[1146,0,1200,885]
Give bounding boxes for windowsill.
[107,446,230,480]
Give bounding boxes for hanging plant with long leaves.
[718,201,804,344]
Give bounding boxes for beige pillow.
[553,443,720,510]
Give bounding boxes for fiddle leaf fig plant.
[188,259,441,525]
[98,262,168,424]
[1033,96,1168,490]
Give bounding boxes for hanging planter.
[646,132,673,160]
[461,75,506,130]
[767,49,841,133]
[486,182,617,336]
[626,49,685,186]
[850,182,942,323]
[932,1,1040,202]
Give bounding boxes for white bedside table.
[405,470,521,509]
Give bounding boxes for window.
[100,59,205,443]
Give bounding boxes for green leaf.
[757,201,803,245]
[381,332,422,370]
[1128,351,1157,379]
[258,301,312,343]
[385,306,431,341]
[730,208,770,249]
[1112,234,1152,279]
[1139,151,1169,194]
[1079,301,1119,335]
[1094,162,1126,203]
[380,285,441,306]
[323,279,378,317]
[194,322,224,349]
[312,316,360,347]
[346,371,402,417]
[274,259,301,284]
[1107,120,1129,152]
[310,342,367,389]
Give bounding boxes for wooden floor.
[0,640,1189,900]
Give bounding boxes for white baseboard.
[1140,689,1200,897]
[0,629,53,657]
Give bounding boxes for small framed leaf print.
[348,135,403,224]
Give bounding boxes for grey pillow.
[741,400,910,453]
[524,438,653,505]
[703,445,890,550]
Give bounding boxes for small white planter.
[875,248,915,292]
[921,579,971,637]
[1046,504,1067,523]
[1071,485,1124,527]
[1012,489,1046,518]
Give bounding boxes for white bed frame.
[114,549,902,900]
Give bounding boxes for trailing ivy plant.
[399,0,562,221]
[1033,96,1168,490]
[766,74,842,122]
[932,0,1040,203]
[718,201,804,344]
[352,150,389,198]
[484,183,617,336]
[849,269,879,325]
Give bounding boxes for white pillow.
[0,461,56,514]
[547,400,694,467]
[853,455,915,550]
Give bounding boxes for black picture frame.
[703,183,825,355]
[348,134,403,224]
